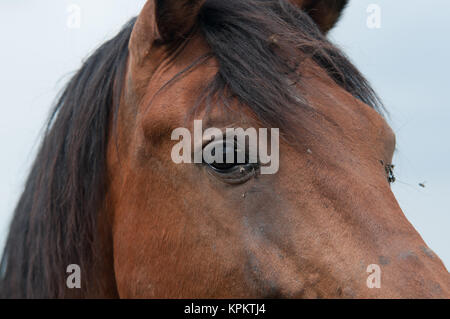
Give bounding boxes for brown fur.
[1,0,449,298]
[112,0,450,298]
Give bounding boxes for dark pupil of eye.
[210,144,239,170]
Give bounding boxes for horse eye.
[206,141,242,172]
[209,145,239,171]
[203,140,257,183]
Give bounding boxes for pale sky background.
[0,0,448,271]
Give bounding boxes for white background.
[0,0,449,269]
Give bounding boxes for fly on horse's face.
[104,0,450,298]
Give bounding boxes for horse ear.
[129,0,205,68]
[290,0,349,34]
[155,0,206,42]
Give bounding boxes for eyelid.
[206,162,258,185]
[200,128,228,147]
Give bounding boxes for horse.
[1,0,449,298]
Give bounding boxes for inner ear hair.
[291,0,349,33]
[155,0,206,42]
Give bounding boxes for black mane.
[0,18,135,298]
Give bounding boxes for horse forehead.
[139,47,217,126]
[299,61,394,149]
[139,43,393,153]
